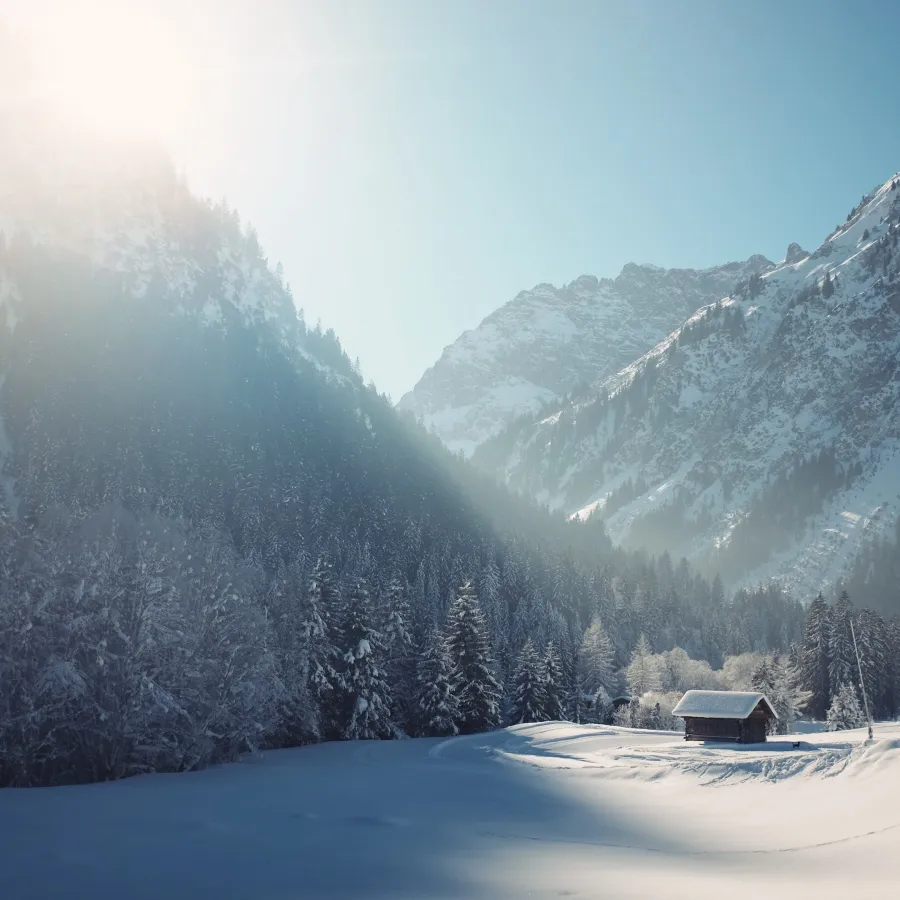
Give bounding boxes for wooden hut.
[672,690,777,743]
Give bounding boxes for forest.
[0,219,807,787]
[1,177,896,789]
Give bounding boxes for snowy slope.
[479,173,900,597]
[399,258,772,456]
[2,721,898,899]
[0,110,308,360]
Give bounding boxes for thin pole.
[849,618,874,741]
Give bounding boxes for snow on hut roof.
[672,690,778,720]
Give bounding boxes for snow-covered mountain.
[0,112,306,355]
[398,256,773,456]
[473,173,900,597]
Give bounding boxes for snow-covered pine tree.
[855,607,889,720]
[380,576,416,733]
[477,551,506,666]
[511,592,548,657]
[338,578,392,741]
[268,558,318,747]
[414,630,459,737]
[751,657,775,695]
[304,557,343,739]
[888,617,900,720]
[626,633,661,697]
[508,639,546,725]
[750,657,779,734]
[800,594,832,719]
[768,655,811,735]
[568,647,589,724]
[829,591,857,698]
[542,641,566,722]
[826,682,865,731]
[445,581,502,734]
[578,615,614,717]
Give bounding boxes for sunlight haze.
[3,3,900,895]
[6,0,900,399]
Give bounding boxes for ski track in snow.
[478,818,900,856]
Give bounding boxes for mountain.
[398,256,773,456]
[0,110,806,785]
[471,173,900,605]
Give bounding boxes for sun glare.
[28,4,190,142]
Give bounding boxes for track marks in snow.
[477,819,900,857]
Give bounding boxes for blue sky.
[13,0,900,399]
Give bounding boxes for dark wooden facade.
[682,700,772,744]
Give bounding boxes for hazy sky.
[8,0,900,399]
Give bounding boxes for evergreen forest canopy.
[0,165,895,788]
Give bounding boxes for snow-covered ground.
[2,721,898,899]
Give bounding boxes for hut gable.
[673,690,777,720]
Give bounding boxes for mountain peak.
[399,254,771,456]
[0,106,309,359]
[784,242,809,264]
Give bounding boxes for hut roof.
[672,690,777,720]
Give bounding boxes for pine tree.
[338,578,392,741]
[826,682,865,731]
[829,591,856,697]
[568,647,589,724]
[304,557,343,739]
[445,581,502,734]
[887,618,900,720]
[578,615,614,699]
[800,594,832,719]
[751,657,776,697]
[768,655,811,735]
[822,270,835,298]
[268,559,317,747]
[542,641,566,722]
[751,656,779,734]
[748,271,762,298]
[478,551,505,663]
[626,634,660,697]
[380,577,416,733]
[414,630,459,737]
[508,639,546,725]
[855,607,888,720]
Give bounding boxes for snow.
[400,257,772,455]
[2,721,898,899]
[673,690,776,720]
[417,376,559,457]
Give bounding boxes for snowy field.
[2,722,899,899]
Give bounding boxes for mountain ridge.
[470,172,900,599]
[398,254,773,456]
